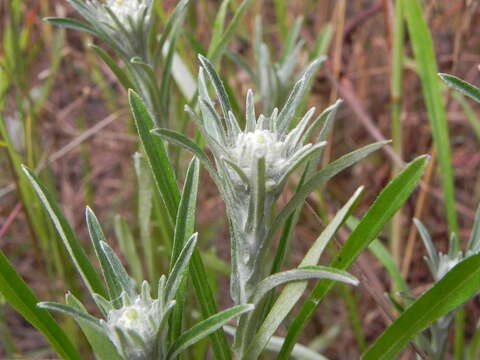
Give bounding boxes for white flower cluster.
[230,130,292,188]
[104,0,149,26]
[105,294,162,359]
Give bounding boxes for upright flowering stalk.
[33,207,253,360]
[54,0,155,62]
[47,0,191,126]
[194,55,329,304]
[154,55,370,357]
[414,213,480,359]
[23,160,254,359]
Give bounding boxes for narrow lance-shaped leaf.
[128,90,180,222]
[250,266,358,305]
[167,304,254,360]
[90,44,135,90]
[271,141,388,236]
[165,234,198,303]
[99,241,135,299]
[277,155,429,358]
[65,293,122,360]
[38,302,103,332]
[44,17,97,36]
[439,73,480,104]
[171,158,200,263]
[152,128,218,182]
[22,166,106,297]
[362,254,480,359]
[170,158,200,340]
[198,54,233,120]
[86,207,122,304]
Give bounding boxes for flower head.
[194,55,329,196]
[102,282,168,360]
[101,0,151,28]
[61,0,154,59]
[186,55,337,303]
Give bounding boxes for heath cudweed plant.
[47,0,191,125]
[154,55,397,358]
[21,168,253,360]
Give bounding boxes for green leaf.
[128,90,180,222]
[65,293,122,360]
[38,302,103,332]
[152,128,217,179]
[171,157,200,263]
[133,153,157,282]
[165,234,197,303]
[362,254,480,359]
[86,207,122,304]
[44,17,97,36]
[209,0,231,52]
[247,187,363,358]
[439,73,480,104]
[90,44,135,90]
[345,217,409,293]
[404,0,458,235]
[99,241,136,299]
[0,250,82,360]
[167,304,254,360]
[271,141,388,236]
[22,166,106,297]
[277,155,429,359]
[198,54,233,120]
[250,266,358,305]
[169,158,200,340]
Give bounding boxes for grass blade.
[404,0,458,235]
[207,0,254,66]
